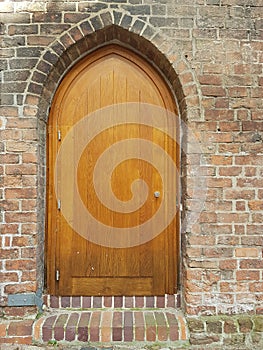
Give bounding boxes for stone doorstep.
[32,309,188,345]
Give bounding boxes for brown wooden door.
[46,45,179,296]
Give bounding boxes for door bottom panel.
[72,277,153,296]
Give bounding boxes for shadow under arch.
[31,16,201,296]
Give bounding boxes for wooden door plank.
[72,277,153,296]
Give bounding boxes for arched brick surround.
[22,10,201,307]
[24,11,201,122]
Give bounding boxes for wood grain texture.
[46,45,179,296]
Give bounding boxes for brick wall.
[0,0,262,334]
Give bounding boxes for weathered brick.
[253,317,263,332]
[5,212,37,223]
[64,13,88,24]
[0,323,7,337]
[219,166,242,176]
[0,336,32,344]
[228,86,248,97]
[16,47,43,58]
[240,259,263,269]
[0,1,262,338]
[8,320,33,336]
[236,270,260,281]
[4,70,31,82]
[224,189,255,200]
[42,315,57,342]
[8,25,38,35]
[21,270,36,282]
[238,317,253,333]
[206,109,235,121]
[206,320,223,334]
[131,19,146,34]
[65,312,79,341]
[235,248,259,257]
[187,319,205,332]
[0,154,19,164]
[100,12,113,27]
[1,82,27,93]
[90,16,103,31]
[54,314,68,341]
[32,12,62,23]
[199,74,223,85]
[124,311,133,341]
[68,27,84,42]
[90,312,101,341]
[47,2,76,12]
[124,5,151,16]
[120,14,133,29]
[40,24,70,35]
[79,2,108,13]
[4,282,37,294]
[202,86,226,96]
[134,311,144,341]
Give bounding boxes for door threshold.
[43,294,181,310]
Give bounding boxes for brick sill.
[43,294,181,310]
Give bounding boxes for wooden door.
[46,45,179,296]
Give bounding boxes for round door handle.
[154,191,160,198]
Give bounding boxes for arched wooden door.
[46,45,179,296]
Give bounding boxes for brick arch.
[30,10,201,294]
[25,11,201,123]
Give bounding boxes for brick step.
[33,309,189,346]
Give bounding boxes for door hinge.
[58,130,61,141]
[57,199,61,210]
[56,269,60,281]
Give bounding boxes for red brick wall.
[0,0,262,319]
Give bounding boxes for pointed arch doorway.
[46,45,179,296]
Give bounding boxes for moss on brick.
[253,316,263,332]
[224,333,246,345]
[224,319,238,333]
[251,331,263,344]
[238,316,253,333]
[187,319,204,333]
[190,334,220,345]
[186,315,263,349]
[206,320,223,334]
